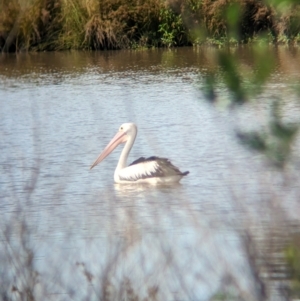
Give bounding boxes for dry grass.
[1,0,300,51]
[0,0,164,51]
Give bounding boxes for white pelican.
[90,123,189,184]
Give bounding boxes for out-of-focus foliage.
[237,100,298,167]
[206,41,276,104]
[202,1,300,169]
[200,2,300,292]
[285,236,300,298]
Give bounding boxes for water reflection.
[1,47,300,79]
[113,182,184,197]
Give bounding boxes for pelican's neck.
[115,128,137,172]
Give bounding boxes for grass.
[1,0,300,52]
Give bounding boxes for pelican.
[90,123,189,184]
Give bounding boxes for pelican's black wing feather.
[127,156,189,178]
[129,156,160,166]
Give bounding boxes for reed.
[1,0,300,52]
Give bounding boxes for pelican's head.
[118,123,137,136]
[90,123,137,170]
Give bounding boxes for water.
[1,47,300,301]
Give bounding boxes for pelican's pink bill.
[90,131,127,170]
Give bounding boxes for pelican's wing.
[118,156,189,181]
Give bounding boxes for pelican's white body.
[115,161,184,184]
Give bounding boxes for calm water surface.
[1,48,300,300]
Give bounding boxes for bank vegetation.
[1,0,300,52]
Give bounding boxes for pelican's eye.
[120,126,123,131]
